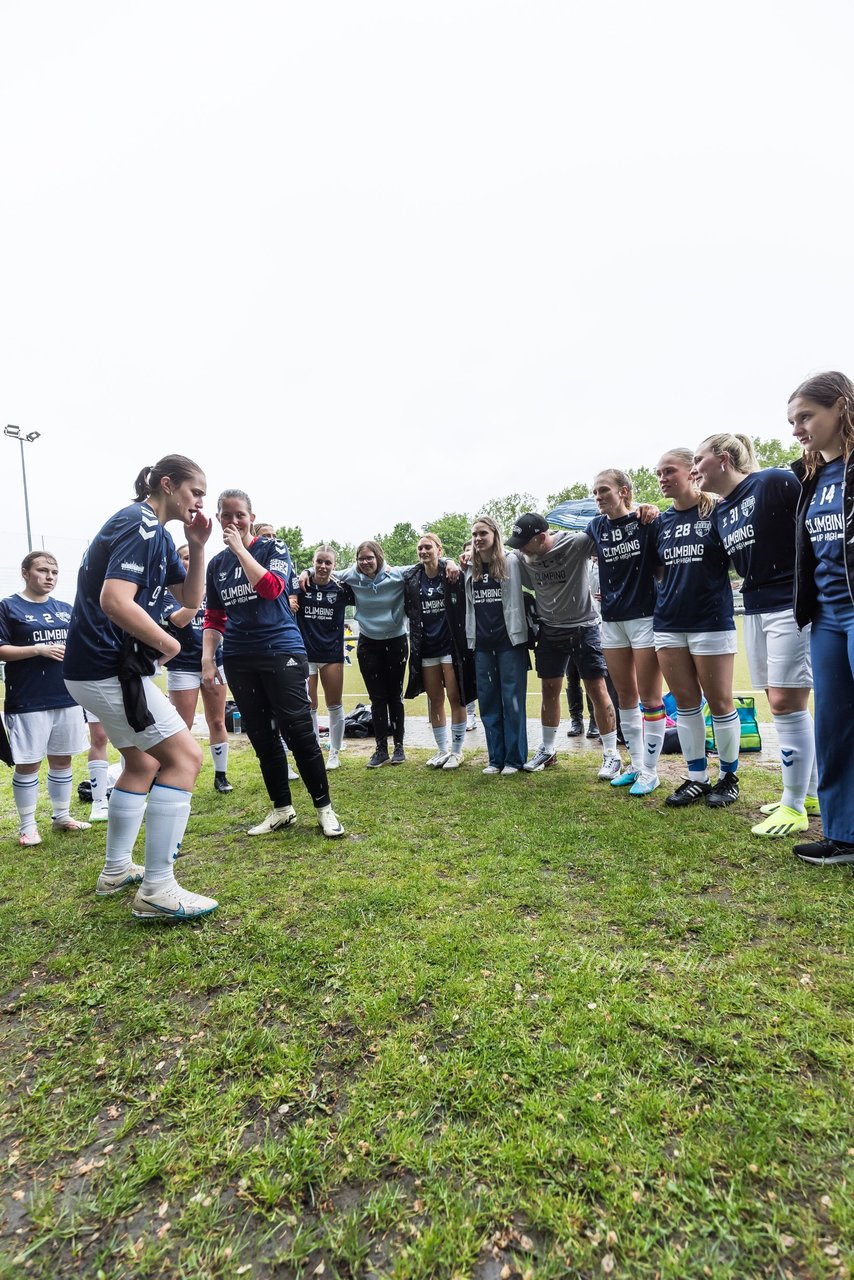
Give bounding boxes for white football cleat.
[326,750,340,770]
[18,829,41,847]
[132,879,219,921]
[89,801,110,822]
[442,752,463,769]
[316,805,345,838]
[96,863,145,896]
[52,816,92,832]
[426,751,451,768]
[248,806,297,836]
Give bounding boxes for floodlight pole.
[4,425,41,551]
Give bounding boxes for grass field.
[0,729,851,1278]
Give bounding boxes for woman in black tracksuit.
[202,488,344,839]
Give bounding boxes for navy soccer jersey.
[0,594,77,713]
[295,578,355,663]
[472,572,509,649]
[805,458,849,608]
[586,513,658,621]
[63,502,186,680]
[162,595,222,671]
[714,469,799,614]
[653,504,735,632]
[419,567,452,658]
[206,538,305,658]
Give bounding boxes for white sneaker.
[326,750,340,770]
[248,805,297,835]
[482,765,501,775]
[89,801,109,822]
[597,751,622,781]
[132,879,219,921]
[466,716,477,731]
[316,805,345,838]
[287,765,299,781]
[96,862,145,896]
[442,752,463,769]
[426,751,451,768]
[500,765,519,776]
[52,816,92,831]
[523,745,558,772]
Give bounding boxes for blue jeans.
[474,644,529,769]
[811,601,854,843]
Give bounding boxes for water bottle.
[233,709,241,734]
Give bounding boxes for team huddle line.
[2,369,854,921]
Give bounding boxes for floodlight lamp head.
[4,425,21,439]
[25,432,41,442]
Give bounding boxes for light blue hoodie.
[336,564,408,640]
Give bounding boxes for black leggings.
[357,634,408,749]
[224,652,330,809]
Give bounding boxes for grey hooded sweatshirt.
[514,530,597,631]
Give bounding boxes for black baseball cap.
[507,513,549,549]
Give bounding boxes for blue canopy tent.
[545,498,598,531]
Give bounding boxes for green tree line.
[276,437,800,569]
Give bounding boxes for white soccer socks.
[328,703,345,753]
[143,783,192,884]
[712,710,741,777]
[89,758,109,806]
[12,772,39,836]
[618,705,643,771]
[46,768,74,822]
[103,788,147,875]
[676,704,709,781]
[773,710,816,811]
[641,702,666,775]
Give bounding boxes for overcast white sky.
[2,0,851,592]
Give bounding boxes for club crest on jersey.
[327,593,338,603]
[56,610,70,622]
[694,519,712,537]
[741,495,755,518]
[624,521,638,536]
